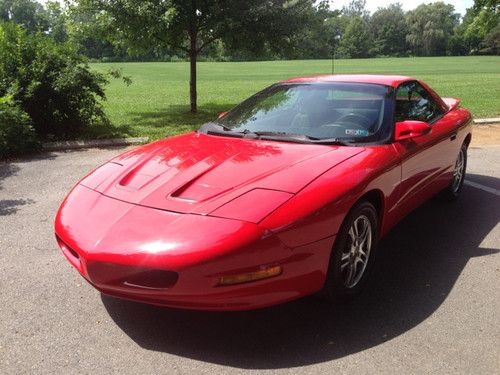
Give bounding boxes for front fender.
[260,145,401,247]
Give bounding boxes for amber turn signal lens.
[218,265,283,286]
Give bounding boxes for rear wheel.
[441,144,467,201]
[323,201,379,300]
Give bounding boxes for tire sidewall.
[325,201,379,299]
[451,144,468,197]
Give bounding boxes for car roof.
[281,74,414,88]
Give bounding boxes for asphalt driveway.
[1,144,499,374]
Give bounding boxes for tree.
[0,0,71,42]
[337,16,372,58]
[484,24,500,54]
[76,0,313,113]
[285,0,340,60]
[0,0,47,33]
[464,0,499,53]
[342,0,369,20]
[406,2,460,56]
[370,3,408,56]
[66,3,124,60]
[43,1,68,43]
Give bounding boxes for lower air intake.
[87,262,178,290]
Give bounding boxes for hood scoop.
[172,183,227,202]
[118,168,161,191]
[171,164,228,202]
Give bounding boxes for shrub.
[0,21,109,139]
[0,98,39,158]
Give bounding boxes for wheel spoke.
[353,219,360,238]
[358,247,367,260]
[359,220,371,248]
[346,263,355,286]
[341,253,350,270]
[358,220,368,242]
[348,227,356,244]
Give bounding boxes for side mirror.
[395,120,432,141]
[218,111,228,119]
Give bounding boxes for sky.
[329,0,474,16]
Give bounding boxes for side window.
[395,82,442,123]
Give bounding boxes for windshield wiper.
[310,137,354,146]
[199,124,355,146]
[255,132,353,146]
[199,122,245,138]
[254,132,315,143]
[251,131,290,136]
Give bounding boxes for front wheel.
[441,144,467,201]
[323,201,379,300]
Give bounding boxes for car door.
[392,80,458,215]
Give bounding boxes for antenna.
[332,34,341,75]
[332,50,334,74]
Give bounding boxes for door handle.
[450,132,457,141]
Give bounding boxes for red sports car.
[55,75,472,311]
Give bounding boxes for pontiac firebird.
[55,75,472,311]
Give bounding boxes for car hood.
[80,132,364,215]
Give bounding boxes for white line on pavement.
[464,180,500,197]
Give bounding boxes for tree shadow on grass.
[128,102,237,137]
[102,175,499,369]
[77,121,135,141]
[72,103,236,141]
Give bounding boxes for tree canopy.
[406,2,460,56]
[370,3,408,56]
[75,0,314,112]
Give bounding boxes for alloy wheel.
[452,148,465,193]
[341,215,372,288]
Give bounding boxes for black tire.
[441,143,467,201]
[323,201,379,300]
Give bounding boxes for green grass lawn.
[87,56,500,140]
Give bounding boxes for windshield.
[213,83,394,143]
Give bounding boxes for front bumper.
[55,185,333,311]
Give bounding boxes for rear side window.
[395,81,442,123]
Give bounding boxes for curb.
[42,137,149,151]
[474,118,500,125]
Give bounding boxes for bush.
[0,22,109,139]
[0,98,39,158]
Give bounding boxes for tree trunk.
[189,36,197,113]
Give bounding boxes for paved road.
[1,144,499,374]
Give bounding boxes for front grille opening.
[88,262,178,290]
[56,235,80,259]
[124,270,179,289]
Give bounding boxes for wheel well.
[358,189,384,223]
[464,133,472,147]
